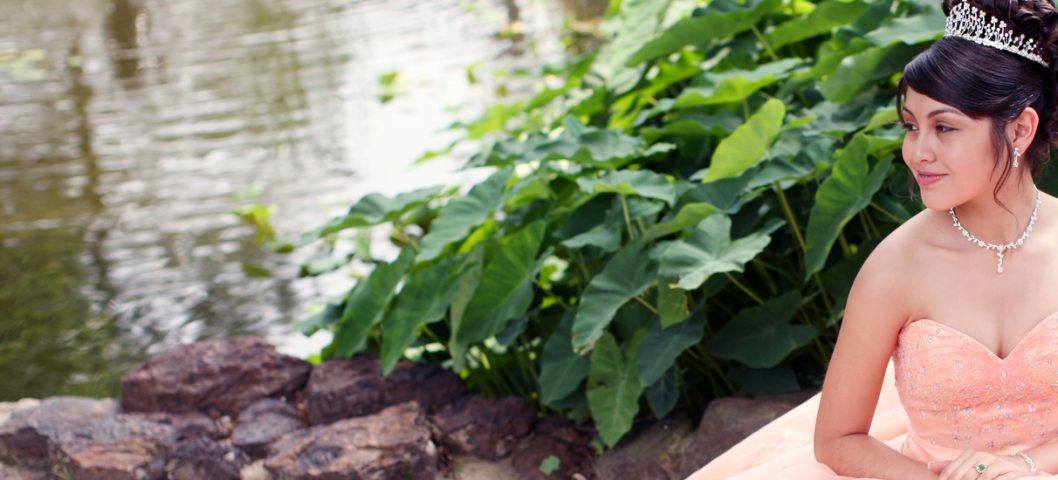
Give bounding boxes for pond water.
[0,0,602,400]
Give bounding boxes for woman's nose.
[905,135,934,164]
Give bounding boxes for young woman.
[689,0,1058,478]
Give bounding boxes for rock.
[239,460,270,480]
[450,455,520,480]
[0,397,117,467]
[593,413,694,480]
[303,356,464,425]
[232,399,303,459]
[677,392,814,477]
[431,395,535,460]
[121,337,312,418]
[51,439,163,480]
[301,356,383,425]
[166,436,249,480]
[385,359,466,414]
[0,463,47,480]
[509,417,595,480]
[50,412,224,480]
[264,402,438,479]
[0,398,41,427]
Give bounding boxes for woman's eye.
[936,124,954,133]
[901,122,917,132]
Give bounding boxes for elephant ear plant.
[272,0,964,447]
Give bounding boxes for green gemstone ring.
[975,463,987,473]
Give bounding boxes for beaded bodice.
[893,312,1058,461]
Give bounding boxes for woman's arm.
[813,238,937,479]
[1020,442,1058,475]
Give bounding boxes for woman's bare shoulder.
[846,209,938,327]
[859,209,935,280]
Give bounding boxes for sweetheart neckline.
[902,311,1058,362]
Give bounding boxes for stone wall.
[0,337,811,479]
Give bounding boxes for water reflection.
[105,0,142,81]
[0,0,605,400]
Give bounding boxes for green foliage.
[539,455,561,475]
[587,332,645,446]
[280,0,947,447]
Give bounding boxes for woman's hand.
[928,450,1037,479]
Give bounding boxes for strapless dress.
[686,312,1058,479]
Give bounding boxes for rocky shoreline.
[0,337,814,479]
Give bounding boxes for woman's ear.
[1009,107,1040,150]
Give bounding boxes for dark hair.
[897,0,1058,204]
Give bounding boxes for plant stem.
[773,182,807,254]
[773,183,835,311]
[837,231,852,257]
[870,201,906,224]
[695,345,736,392]
[619,194,636,240]
[633,295,659,315]
[751,25,780,62]
[723,272,765,305]
[572,250,592,288]
[753,257,797,285]
[533,280,571,309]
[750,259,779,296]
[862,210,882,238]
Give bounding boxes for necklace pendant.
[949,185,1039,274]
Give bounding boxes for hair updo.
[897,0,1058,196]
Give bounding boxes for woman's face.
[900,87,1002,211]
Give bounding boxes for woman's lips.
[915,172,945,187]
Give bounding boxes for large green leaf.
[656,279,689,328]
[572,241,657,353]
[642,202,717,242]
[804,135,892,279]
[446,246,485,371]
[587,332,644,447]
[561,226,621,253]
[645,367,679,417]
[704,99,786,182]
[304,186,442,242]
[555,194,613,240]
[766,0,869,49]
[472,117,646,169]
[576,170,676,205]
[818,43,924,103]
[637,315,705,386]
[452,221,547,351]
[706,291,815,368]
[626,0,782,66]
[865,4,944,46]
[332,249,416,358]
[379,256,471,374]
[728,364,801,394]
[659,213,771,290]
[540,312,591,405]
[610,50,702,128]
[505,174,553,211]
[593,0,675,92]
[671,59,801,108]
[677,175,751,215]
[418,170,512,262]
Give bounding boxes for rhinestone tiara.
[945,1,1049,67]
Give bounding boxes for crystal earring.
[1013,147,1021,168]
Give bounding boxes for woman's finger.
[929,460,951,473]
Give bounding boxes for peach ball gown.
[688,313,1058,479]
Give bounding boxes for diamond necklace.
[949,185,1040,274]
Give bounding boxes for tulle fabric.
[687,314,1058,479]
